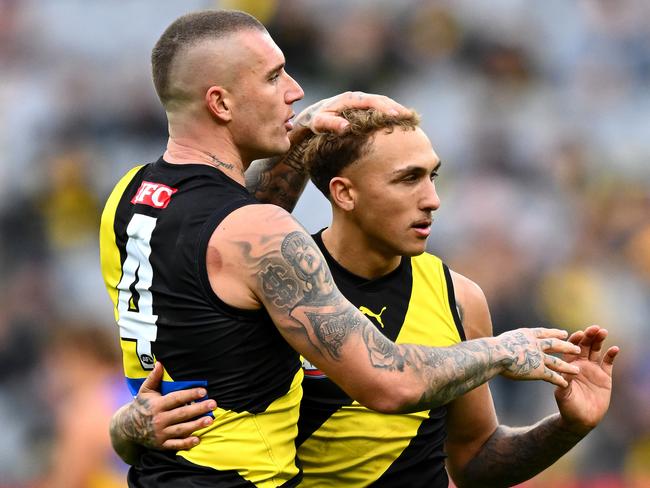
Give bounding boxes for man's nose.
[285,73,304,104]
[421,180,441,212]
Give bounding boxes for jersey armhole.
[442,263,466,342]
[196,198,264,318]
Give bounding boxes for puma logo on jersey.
[359,305,387,328]
[131,181,178,209]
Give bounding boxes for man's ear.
[329,177,356,211]
[205,85,232,122]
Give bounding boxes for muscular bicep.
[445,271,499,480]
[208,204,404,410]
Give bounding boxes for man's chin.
[402,242,428,257]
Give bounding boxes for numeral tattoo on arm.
[245,230,356,359]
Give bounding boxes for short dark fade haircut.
[302,108,421,198]
[151,10,266,106]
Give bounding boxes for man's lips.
[285,113,295,130]
[411,219,432,237]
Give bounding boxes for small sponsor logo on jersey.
[302,358,327,379]
[140,354,154,366]
[359,305,387,328]
[131,181,178,209]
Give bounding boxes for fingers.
[540,337,581,356]
[531,327,569,340]
[140,361,164,394]
[310,113,350,134]
[601,346,619,376]
[588,328,608,362]
[329,92,407,117]
[304,92,409,135]
[161,398,216,425]
[571,325,606,361]
[158,406,215,447]
[161,436,201,451]
[544,353,580,376]
[154,397,216,450]
[158,387,211,411]
[543,366,569,388]
[567,330,584,345]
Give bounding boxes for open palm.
[554,325,619,434]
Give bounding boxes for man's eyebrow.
[391,160,442,175]
[266,62,285,78]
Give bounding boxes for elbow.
[354,380,421,414]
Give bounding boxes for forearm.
[456,414,587,487]
[109,403,147,465]
[363,327,508,412]
[245,139,310,212]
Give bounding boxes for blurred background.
[1,0,649,486]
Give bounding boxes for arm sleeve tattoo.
[459,414,587,487]
[245,139,311,212]
[237,227,530,412]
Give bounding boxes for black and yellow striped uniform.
[298,230,465,487]
[99,158,302,487]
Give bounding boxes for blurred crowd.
[1,0,648,487]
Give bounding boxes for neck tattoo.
[207,153,234,170]
[206,153,244,178]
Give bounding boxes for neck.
[322,219,402,280]
[164,138,246,185]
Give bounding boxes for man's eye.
[430,171,439,181]
[269,73,280,82]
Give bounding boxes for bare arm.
[245,146,309,213]
[109,225,581,458]
[445,272,619,488]
[245,91,410,211]
[211,205,581,413]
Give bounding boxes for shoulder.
[211,203,297,239]
[449,270,493,340]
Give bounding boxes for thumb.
[139,361,163,394]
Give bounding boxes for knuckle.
[151,415,166,430]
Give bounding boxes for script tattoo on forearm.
[461,415,586,487]
[305,308,362,359]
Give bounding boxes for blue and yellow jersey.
[99,158,302,488]
[298,230,465,488]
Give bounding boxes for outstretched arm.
[445,272,619,488]
[245,91,408,211]
[211,205,582,413]
[110,237,582,456]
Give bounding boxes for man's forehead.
[182,29,281,66]
[360,128,439,171]
[227,29,284,63]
